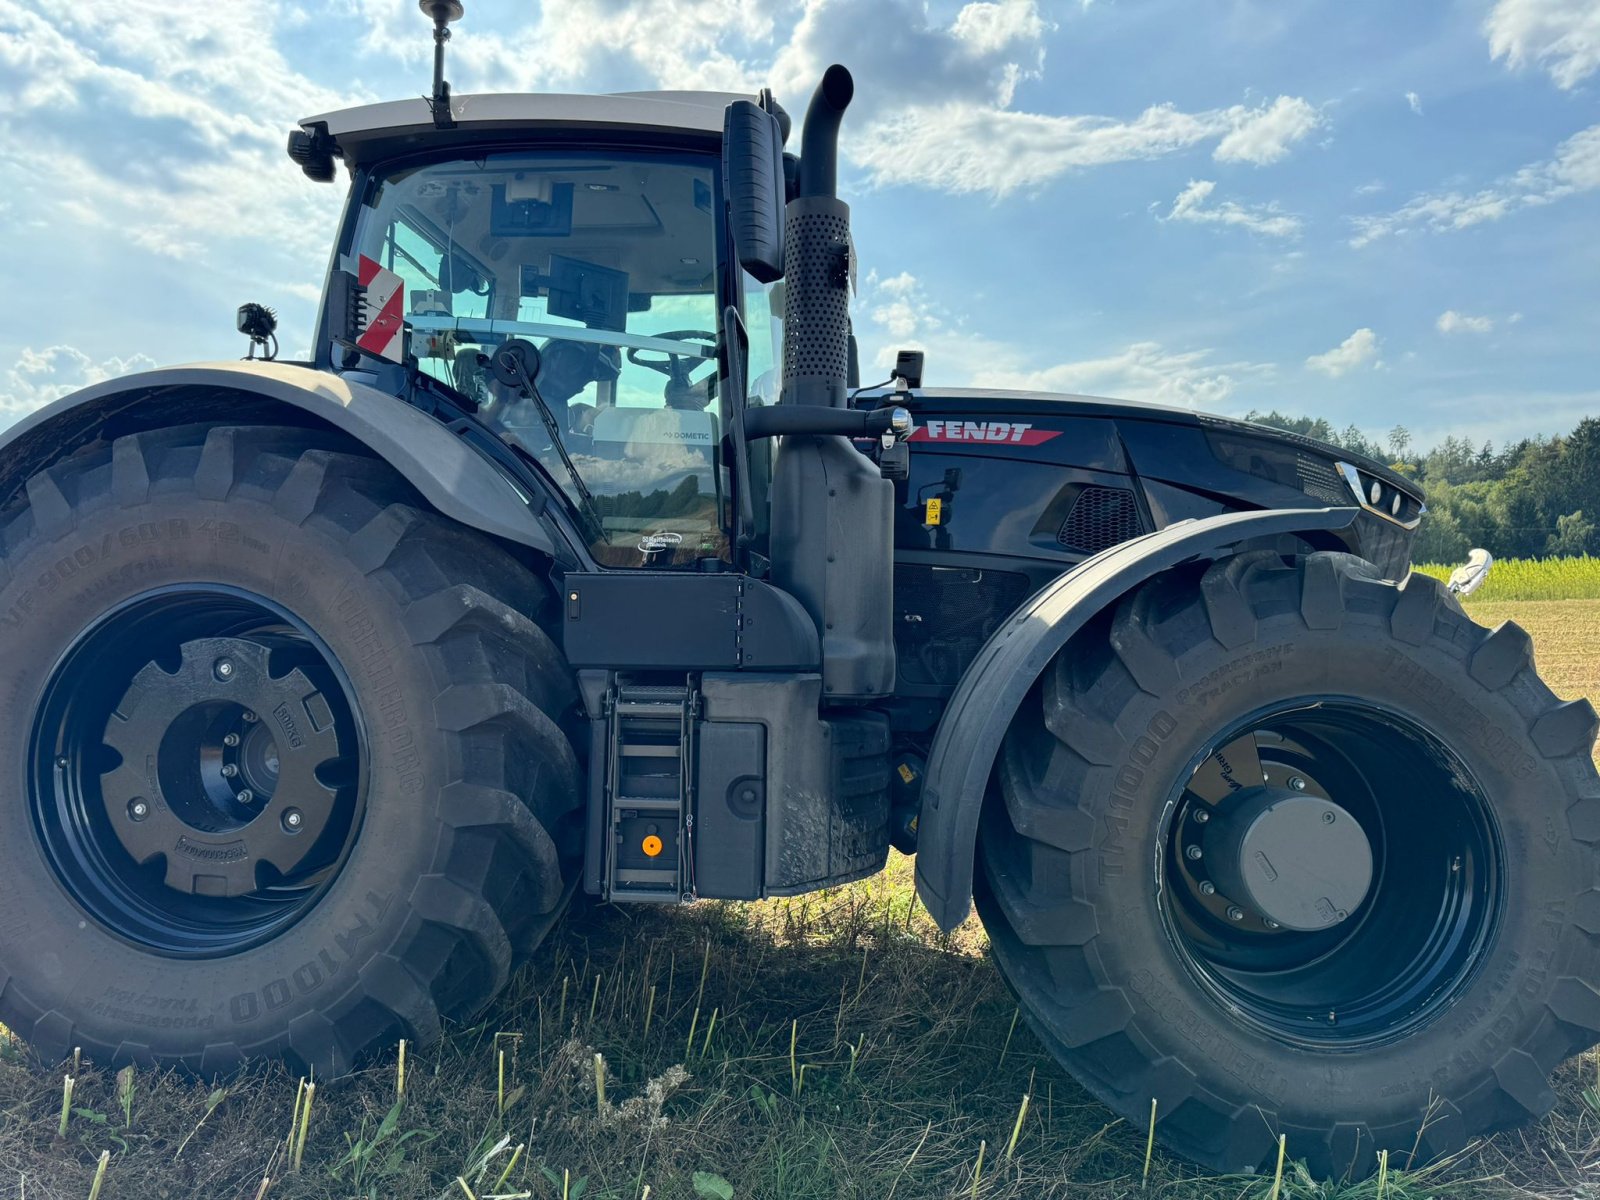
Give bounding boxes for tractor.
[0,2,1595,1178]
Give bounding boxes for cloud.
[1213,96,1322,165]
[950,0,1049,55]
[1306,328,1380,377]
[0,4,349,272]
[771,0,1048,107]
[2,345,156,425]
[1350,121,1600,244]
[1436,310,1495,334]
[768,0,1319,196]
[1405,90,1423,114]
[851,95,1323,196]
[991,340,1273,409]
[1485,0,1600,89]
[1161,179,1302,237]
[855,271,1273,408]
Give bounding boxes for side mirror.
[722,100,786,284]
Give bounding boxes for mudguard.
[0,361,556,557]
[913,506,1360,931]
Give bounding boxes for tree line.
[1244,410,1600,564]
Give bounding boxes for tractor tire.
[976,551,1600,1178]
[0,425,582,1076]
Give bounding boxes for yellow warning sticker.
[925,497,943,525]
[897,763,916,784]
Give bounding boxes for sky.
[1,0,1596,449]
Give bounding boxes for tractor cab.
[295,92,788,570]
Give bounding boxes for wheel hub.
[99,636,340,897]
[1204,787,1373,931]
[1162,707,1501,1047]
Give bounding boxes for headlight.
[1337,462,1425,530]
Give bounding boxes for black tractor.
[0,3,1595,1178]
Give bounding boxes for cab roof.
[301,91,747,167]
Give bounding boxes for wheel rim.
[29,586,367,957]
[1158,699,1503,1048]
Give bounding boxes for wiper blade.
[489,341,607,539]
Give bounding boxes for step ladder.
[603,682,697,903]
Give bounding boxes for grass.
[2,594,1599,1198]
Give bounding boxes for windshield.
[350,151,728,568]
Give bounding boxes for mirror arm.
[743,405,911,440]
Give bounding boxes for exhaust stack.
[782,65,856,409]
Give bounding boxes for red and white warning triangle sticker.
[356,254,405,362]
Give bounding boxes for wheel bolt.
[129,799,149,821]
[215,658,235,681]
[220,763,239,779]
[243,710,258,723]
[1199,881,1216,896]
[1185,845,1203,861]
[223,732,241,748]
[237,789,254,804]
[1226,906,1245,921]
[1192,808,1210,824]
[1264,918,1280,929]
[283,808,303,832]
[1289,776,1307,791]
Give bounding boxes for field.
[3,578,1599,1198]
[1414,555,1600,602]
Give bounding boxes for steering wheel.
[627,330,717,410]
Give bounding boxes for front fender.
[0,361,556,557]
[913,506,1360,931]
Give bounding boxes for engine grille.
[1057,486,1143,554]
[894,565,1033,687]
[1295,454,1349,505]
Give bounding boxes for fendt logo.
[908,420,1062,446]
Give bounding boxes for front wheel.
[0,425,581,1074]
[977,551,1600,1178]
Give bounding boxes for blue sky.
[1,0,1595,449]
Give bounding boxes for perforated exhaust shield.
[781,194,852,408]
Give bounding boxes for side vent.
[1057,485,1143,554]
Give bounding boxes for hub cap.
[101,636,340,897]
[1161,701,1502,1046]
[30,588,365,957]
[1203,788,1373,932]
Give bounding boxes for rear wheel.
[977,551,1600,1177]
[0,425,581,1074]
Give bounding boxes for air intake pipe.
[782,65,855,409]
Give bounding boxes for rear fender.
[913,506,1360,931]
[0,361,557,557]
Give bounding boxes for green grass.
[1415,555,1600,601]
[3,597,1600,1198]
[4,861,1596,1198]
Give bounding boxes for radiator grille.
[1295,454,1349,505]
[1057,486,1143,554]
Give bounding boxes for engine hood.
[868,386,1423,504]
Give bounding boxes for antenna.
[420,1,464,130]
